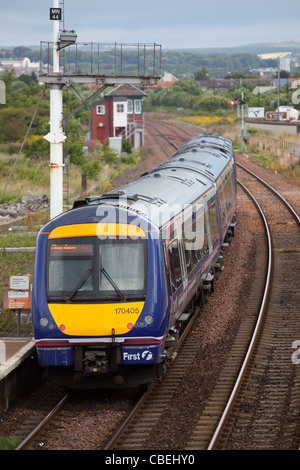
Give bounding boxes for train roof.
[76,134,234,228]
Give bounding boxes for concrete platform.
[0,337,39,410]
[0,338,33,364]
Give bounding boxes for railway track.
[186,174,271,450]
[145,121,179,157]
[101,125,265,450]
[102,158,300,450]
[188,160,300,450]
[103,307,202,450]
[14,389,68,450]
[145,118,199,156]
[212,162,300,450]
[124,124,300,450]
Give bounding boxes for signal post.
[41,1,161,219]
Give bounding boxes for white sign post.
[9,275,29,291]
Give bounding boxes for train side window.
[168,239,182,291]
[223,173,234,214]
[194,212,209,262]
[184,238,198,275]
[208,202,219,243]
[218,183,226,225]
[182,215,198,275]
[203,214,209,253]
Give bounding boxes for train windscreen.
[46,236,147,302]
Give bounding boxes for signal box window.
[96,105,105,115]
[127,100,133,113]
[134,100,141,113]
[116,104,125,113]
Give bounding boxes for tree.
[194,67,210,80]
[147,80,202,109]
[192,94,229,112]
[18,72,38,85]
[64,117,85,165]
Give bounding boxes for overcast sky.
[1,0,300,50]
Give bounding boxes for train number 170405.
[115,307,140,315]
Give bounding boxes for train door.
[175,217,188,308]
[204,195,213,256]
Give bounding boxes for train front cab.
[32,213,170,389]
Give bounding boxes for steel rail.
[103,381,156,450]
[207,179,273,449]
[103,306,200,450]
[145,121,179,157]
[237,160,300,223]
[208,161,300,449]
[15,393,69,450]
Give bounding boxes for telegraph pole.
[228,92,247,152]
[277,63,280,121]
[241,91,245,152]
[44,0,66,219]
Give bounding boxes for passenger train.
[32,133,237,388]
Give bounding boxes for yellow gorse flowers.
[175,116,234,126]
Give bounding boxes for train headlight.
[145,315,154,325]
[40,317,48,327]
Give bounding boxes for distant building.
[252,85,275,95]
[197,77,272,92]
[145,70,179,89]
[0,57,39,77]
[90,84,147,149]
[272,79,291,87]
[280,57,290,73]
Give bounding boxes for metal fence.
[249,136,300,165]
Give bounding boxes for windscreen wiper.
[68,267,92,301]
[101,267,126,301]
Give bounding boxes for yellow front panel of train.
[48,302,145,336]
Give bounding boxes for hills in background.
[1,40,300,79]
[164,41,300,77]
[169,40,300,55]
[2,40,300,54]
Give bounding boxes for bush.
[82,159,102,179]
[122,139,133,153]
[192,94,230,112]
[22,135,49,159]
